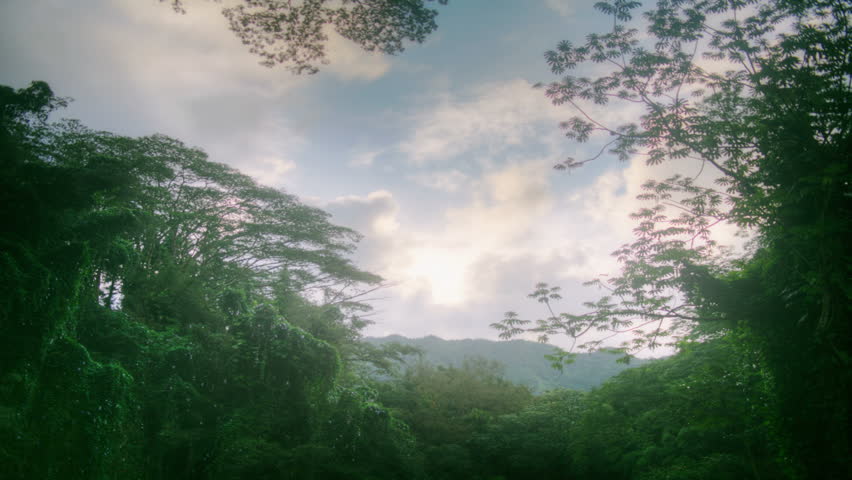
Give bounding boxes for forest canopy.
[0,0,849,479]
[0,80,412,479]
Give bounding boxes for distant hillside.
[365,335,651,393]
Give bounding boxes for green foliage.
[375,357,535,479]
[24,338,140,479]
[0,336,141,480]
[378,358,533,447]
[495,1,850,477]
[500,0,851,352]
[570,338,790,480]
[470,389,585,480]
[0,81,417,479]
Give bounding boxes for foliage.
[377,358,533,447]
[371,337,801,480]
[498,0,851,353]
[494,1,851,477]
[376,358,535,480]
[0,81,416,479]
[469,389,585,480]
[569,338,789,480]
[162,0,449,73]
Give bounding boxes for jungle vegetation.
[1,0,849,479]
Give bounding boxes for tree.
[378,358,533,447]
[495,0,850,355]
[0,82,420,479]
[493,1,850,477]
[470,389,585,480]
[569,338,786,480]
[375,357,533,479]
[39,119,382,328]
[0,82,145,479]
[163,0,449,73]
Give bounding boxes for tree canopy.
[497,0,850,355]
[494,1,850,477]
[0,82,414,479]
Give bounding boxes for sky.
[0,0,736,354]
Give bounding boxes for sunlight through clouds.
[404,247,469,305]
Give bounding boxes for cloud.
[0,0,746,360]
[328,160,560,307]
[366,252,590,342]
[115,2,389,85]
[399,79,564,165]
[332,153,746,349]
[543,0,576,17]
[324,28,392,81]
[328,190,400,237]
[238,156,297,186]
[108,1,309,107]
[442,160,554,251]
[192,114,307,190]
[348,149,383,168]
[557,153,748,277]
[409,169,470,192]
[399,160,557,305]
[1,0,395,192]
[0,0,324,193]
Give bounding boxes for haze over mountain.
[366,335,650,393]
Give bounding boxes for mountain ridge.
[365,335,651,393]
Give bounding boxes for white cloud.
[543,0,576,17]
[118,2,390,85]
[0,0,392,184]
[332,153,746,349]
[324,28,392,81]
[109,1,308,104]
[328,190,401,237]
[557,154,747,277]
[329,160,561,307]
[409,169,470,192]
[442,160,554,253]
[0,1,319,190]
[239,156,297,186]
[349,149,383,168]
[399,79,564,164]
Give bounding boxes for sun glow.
[404,247,469,306]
